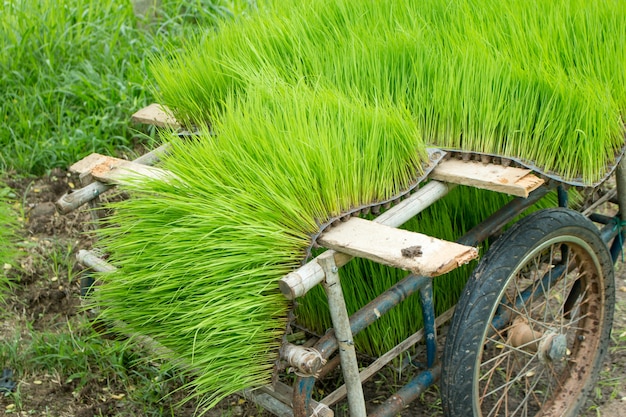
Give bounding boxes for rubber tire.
[441,208,615,417]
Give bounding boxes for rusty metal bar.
[368,364,441,417]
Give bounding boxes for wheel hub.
[538,332,568,362]
[508,318,541,351]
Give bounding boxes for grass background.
[0,1,266,415]
[0,0,624,415]
[0,0,252,176]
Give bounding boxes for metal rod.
[318,252,367,417]
[368,364,441,417]
[612,158,626,263]
[595,214,624,263]
[615,157,626,223]
[460,184,554,247]
[599,219,622,244]
[589,213,615,225]
[557,185,569,208]
[292,377,315,417]
[418,281,437,368]
[609,230,625,263]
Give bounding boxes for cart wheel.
[441,208,615,417]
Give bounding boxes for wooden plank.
[131,103,180,128]
[89,155,174,184]
[70,153,173,185]
[58,144,171,214]
[430,159,544,197]
[69,153,110,176]
[318,217,477,277]
[279,182,453,299]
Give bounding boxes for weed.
[0,317,193,415]
[0,185,19,303]
[48,241,78,285]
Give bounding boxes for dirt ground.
[1,169,625,416]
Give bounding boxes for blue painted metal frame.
[292,184,564,416]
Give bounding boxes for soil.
[1,169,625,416]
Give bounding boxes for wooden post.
[318,251,367,417]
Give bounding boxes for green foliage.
[95,84,427,408]
[0,186,18,303]
[0,0,248,175]
[153,0,626,184]
[0,320,189,416]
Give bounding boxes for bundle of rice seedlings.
[95,0,625,409]
[96,82,426,407]
[153,0,626,183]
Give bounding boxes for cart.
[56,104,624,417]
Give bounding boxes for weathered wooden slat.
[131,103,179,128]
[71,153,174,185]
[279,181,453,299]
[57,144,170,214]
[430,158,544,197]
[69,153,110,177]
[91,155,173,184]
[317,217,477,277]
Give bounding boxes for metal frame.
[258,169,626,417]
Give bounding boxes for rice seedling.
[94,0,626,410]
